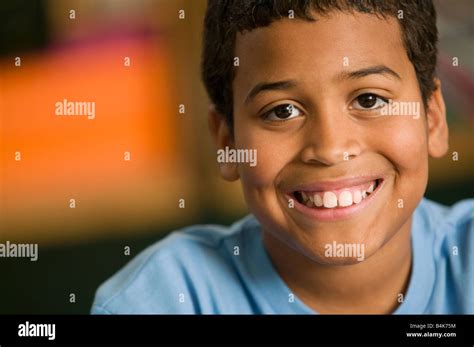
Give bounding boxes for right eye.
[350,93,388,110]
[262,103,303,121]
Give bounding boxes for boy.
[91,0,474,314]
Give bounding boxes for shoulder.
[91,215,259,314]
[417,198,474,312]
[418,198,474,244]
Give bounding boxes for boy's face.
[210,11,447,264]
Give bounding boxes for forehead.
[233,11,410,102]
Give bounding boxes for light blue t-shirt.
[91,198,474,314]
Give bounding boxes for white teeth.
[353,190,362,204]
[314,194,323,207]
[297,180,379,209]
[301,191,308,202]
[338,191,352,207]
[323,192,338,208]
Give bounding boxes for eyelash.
[260,93,389,121]
[350,93,389,111]
[261,103,303,121]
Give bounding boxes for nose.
[300,109,362,166]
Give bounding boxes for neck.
[262,219,413,314]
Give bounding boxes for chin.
[289,229,382,266]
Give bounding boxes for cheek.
[233,126,299,227]
[369,116,429,227]
[378,118,428,172]
[234,127,295,189]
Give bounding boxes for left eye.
[263,103,302,121]
[351,93,388,110]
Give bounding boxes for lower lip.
[286,179,385,222]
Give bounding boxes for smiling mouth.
[292,178,383,209]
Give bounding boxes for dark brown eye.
[352,93,388,110]
[357,94,377,108]
[275,104,294,118]
[264,103,302,121]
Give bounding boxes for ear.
[208,104,240,181]
[426,79,449,158]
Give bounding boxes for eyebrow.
[244,65,401,105]
[245,80,297,105]
[337,65,401,81]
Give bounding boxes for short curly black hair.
[201,0,438,131]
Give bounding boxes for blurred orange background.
[0,0,245,246]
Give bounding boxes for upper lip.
[286,175,383,193]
